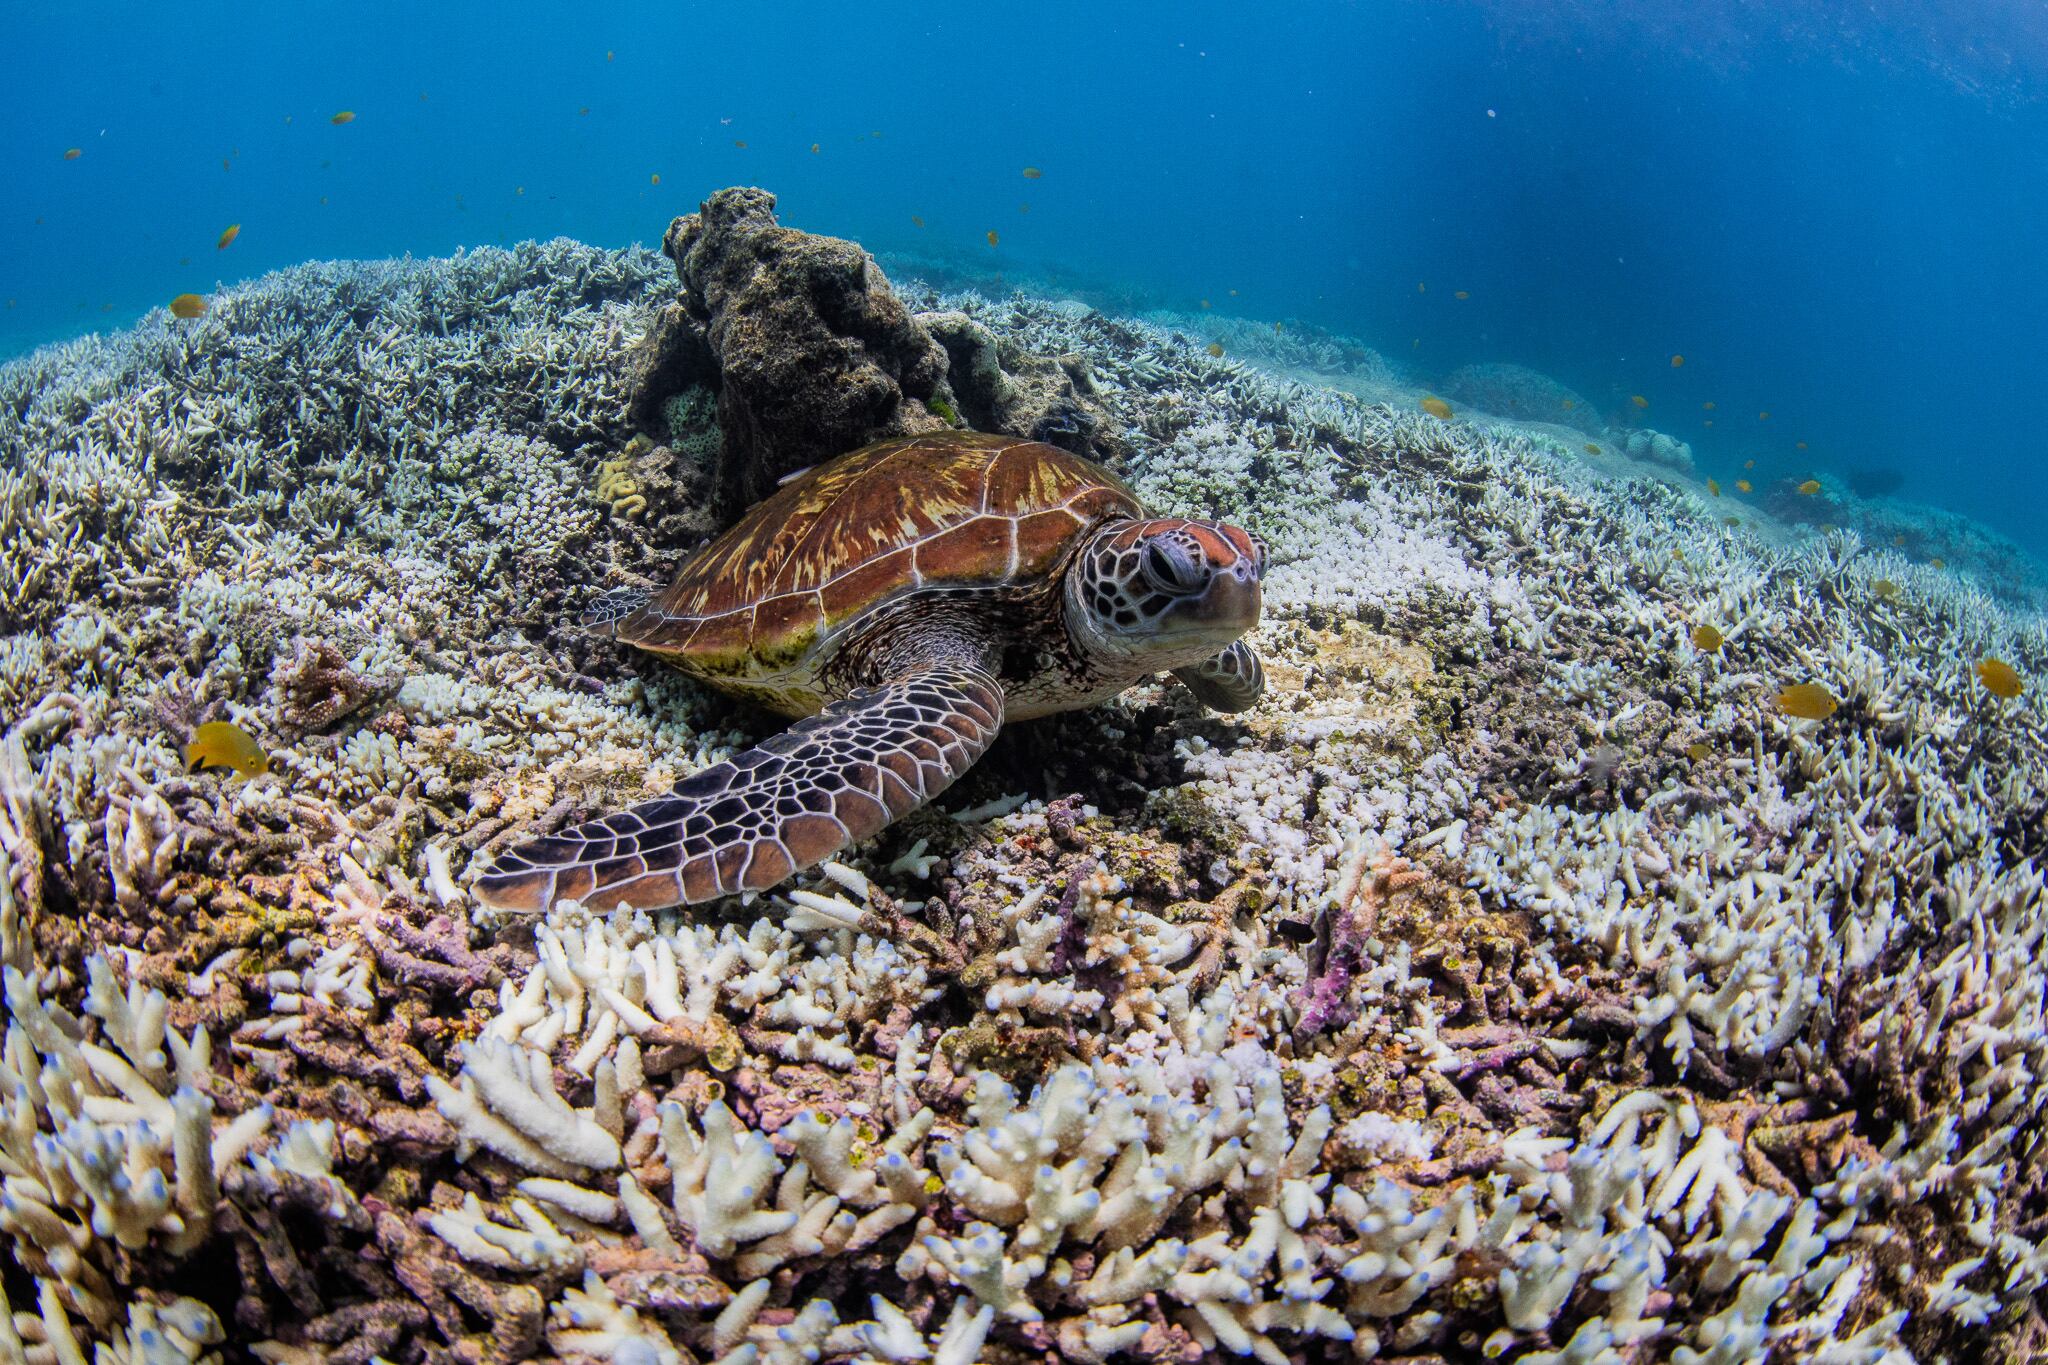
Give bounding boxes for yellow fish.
[1975,658,2023,699]
[1871,578,1901,601]
[811,142,821,153]
[1421,396,1453,420]
[1796,441,1808,450]
[1671,354,1684,367]
[1735,479,1752,493]
[1744,458,1755,469]
[986,230,999,247]
[651,173,661,185]
[1207,343,1225,357]
[185,721,269,779]
[1584,443,1601,455]
[1707,478,1721,496]
[63,147,82,160]
[331,110,355,125]
[1022,166,1043,179]
[216,223,240,250]
[1775,683,1838,720]
[733,139,747,148]
[1632,395,1649,409]
[169,293,206,319]
[1704,401,1715,410]
[1691,624,1724,652]
[606,49,614,60]
[1454,290,1470,300]
[1725,515,1741,526]
[1931,557,1946,569]
[1273,321,1284,333]
[911,215,926,228]
[1562,399,1575,410]
[516,186,525,195]
[1759,410,1771,420]
[1200,298,1211,309]
[1685,741,1710,761]
[1797,479,1821,495]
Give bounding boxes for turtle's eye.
[1142,540,1203,594]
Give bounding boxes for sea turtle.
[475,430,1265,913]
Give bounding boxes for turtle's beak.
[1187,522,1263,635]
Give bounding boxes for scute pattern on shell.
[618,431,1141,670]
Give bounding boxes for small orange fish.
[1207,343,1224,358]
[1421,396,1453,420]
[1975,658,2023,699]
[169,293,206,319]
[1454,290,1470,300]
[1775,683,1838,720]
[1797,479,1821,495]
[1871,579,1901,601]
[1200,298,1211,309]
[986,229,999,247]
[1931,557,1946,569]
[63,147,82,160]
[911,215,926,228]
[1671,354,1684,367]
[1685,741,1710,761]
[1022,166,1043,179]
[1585,443,1601,455]
[1632,395,1649,409]
[185,720,270,779]
[1736,479,1752,493]
[1691,624,1724,652]
[331,110,355,125]
[1707,478,1721,496]
[216,223,240,250]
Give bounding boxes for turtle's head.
[1066,518,1264,667]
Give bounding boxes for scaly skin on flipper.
[1174,640,1265,713]
[472,660,1003,912]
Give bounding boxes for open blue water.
[6,1,2045,557]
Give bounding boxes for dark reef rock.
[918,310,1126,464]
[630,186,1130,522]
[633,186,950,517]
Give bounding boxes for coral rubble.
[1,211,2045,1364]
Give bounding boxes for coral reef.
[917,310,1125,464]
[1,218,2045,1364]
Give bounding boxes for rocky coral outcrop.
[630,187,951,517]
[918,310,1126,463]
[631,188,1129,521]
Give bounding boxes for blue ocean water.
[5,1,2045,556]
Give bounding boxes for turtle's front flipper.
[474,663,1004,913]
[1173,640,1265,713]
